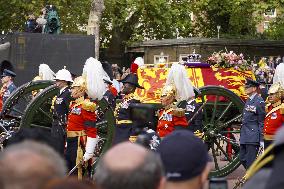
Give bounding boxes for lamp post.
[217,25,221,39]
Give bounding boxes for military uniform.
[103,84,118,109]
[0,82,17,111]
[112,93,140,145]
[177,99,203,133]
[156,106,188,138]
[51,87,72,154]
[240,93,265,169]
[263,101,284,149]
[0,69,17,112]
[65,96,97,179]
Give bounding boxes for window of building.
[154,53,169,64]
[264,21,270,30]
[264,8,277,18]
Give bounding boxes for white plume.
[166,63,195,101]
[134,57,144,67]
[39,64,55,80]
[82,57,108,100]
[273,63,284,88]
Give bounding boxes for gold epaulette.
[172,108,185,117]
[82,99,96,112]
[280,103,284,115]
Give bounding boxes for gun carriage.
[0,53,255,178]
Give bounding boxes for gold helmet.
[161,84,177,99]
[268,82,284,98]
[71,76,87,95]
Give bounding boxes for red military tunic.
[157,108,188,137]
[67,97,97,138]
[263,103,284,140]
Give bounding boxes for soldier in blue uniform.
[240,79,265,169]
[0,69,17,111]
[102,61,118,109]
[51,68,73,154]
[112,74,143,145]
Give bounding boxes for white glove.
[83,137,98,161]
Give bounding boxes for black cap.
[1,69,16,77]
[157,130,210,182]
[119,74,144,89]
[245,79,259,88]
[0,60,14,75]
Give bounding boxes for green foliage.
[100,0,193,47]
[0,0,90,33]
[190,0,280,38]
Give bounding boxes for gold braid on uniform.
[82,99,96,112]
[68,96,88,180]
[280,103,284,114]
[114,93,139,117]
[50,96,57,112]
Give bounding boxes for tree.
[0,0,90,34]
[87,0,105,59]
[263,2,284,40]
[100,0,193,64]
[190,0,281,38]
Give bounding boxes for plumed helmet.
[273,63,284,88]
[165,63,195,101]
[71,76,87,94]
[39,64,55,80]
[161,84,177,98]
[55,67,73,82]
[268,82,284,98]
[82,57,108,100]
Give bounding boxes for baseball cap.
[157,130,210,182]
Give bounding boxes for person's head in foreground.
[157,130,211,189]
[95,142,165,189]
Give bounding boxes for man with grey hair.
[0,140,67,189]
[95,142,165,189]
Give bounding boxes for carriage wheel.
[199,85,244,178]
[20,84,115,161]
[1,80,54,119]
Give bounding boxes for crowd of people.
[252,56,284,86]
[0,55,283,189]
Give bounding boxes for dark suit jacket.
[53,87,72,120]
[240,94,265,144]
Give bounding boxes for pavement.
[204,165,246,189]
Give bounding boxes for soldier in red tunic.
[66,57,109,179]
[65,76,98,179]
[156,84,188,138]
[263,82,284,149]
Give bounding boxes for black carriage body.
[0,32,95,86]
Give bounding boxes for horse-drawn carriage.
[0,59,255,178]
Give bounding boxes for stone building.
[126,38,284,64]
